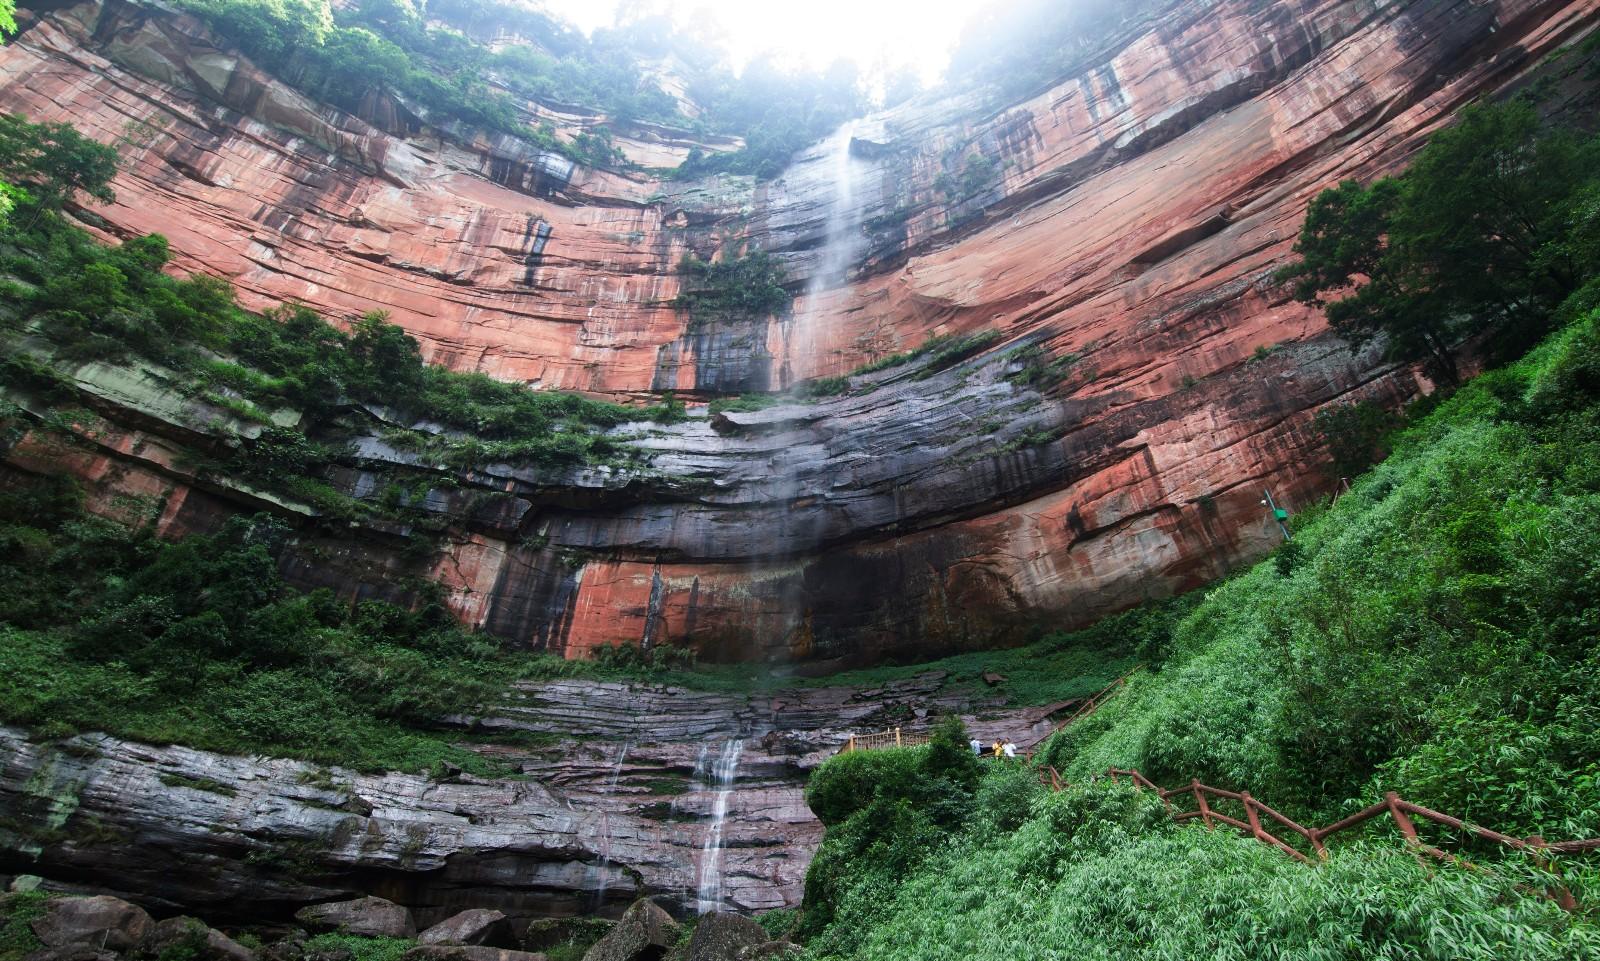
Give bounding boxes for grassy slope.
[1040,311,1600,837]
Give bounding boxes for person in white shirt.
[1002,742,1017,759]
[969,738,983,756]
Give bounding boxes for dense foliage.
[672,252,792,324]
[170,0,656,167]
[799,323,1600,948]
[0,480,528,773]
[1039,308,1600,837]
[809,778,1599,960]
[1278,101,1600,382]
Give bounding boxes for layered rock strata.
[0,676,1068,923]
[1,0,1597,663]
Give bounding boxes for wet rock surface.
[417,910,515,948]
[32,896,153,951]
[140,917,256,961]
[679,913,767,961]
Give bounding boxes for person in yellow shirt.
[992,741,1003,759]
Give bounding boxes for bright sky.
[540,0,986,85]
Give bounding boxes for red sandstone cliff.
[2,0,1597,664]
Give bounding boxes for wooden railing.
[842,667,1142,756]
[1028,668,1141,746]
[842,727,932,753]
[1042,766,1600,909]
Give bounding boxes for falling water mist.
[784,121,865,388]
[770,121,868,656]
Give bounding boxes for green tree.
[1314,400,1401,481]
[1,0,15,36]
[0,114,118,212]
[1280,102,1599,382]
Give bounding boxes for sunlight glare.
[538,0,993,86]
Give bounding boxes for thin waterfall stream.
[784,120,863,388]
[589,739,630,911]
[696,738,746,914]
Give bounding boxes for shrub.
[805,747,929,826]
[834,786,1598,961]
[1315,399,1402,480]
[972,762,1045,833]
[672,253,792,323]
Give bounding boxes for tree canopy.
[0,113,118,212]
[1279,100,1600,381]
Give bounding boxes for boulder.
[418,911,514,948]
[261,935,307,961]
[10,876,43,893]
[520,919,611,954]
[31,896,153,951]
[581,900,679,961]
[683,915,766,961]
[403,949,546,961]
[294,897,415,939]
[139,917,255,961]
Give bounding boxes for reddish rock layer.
[1,0,1597,664]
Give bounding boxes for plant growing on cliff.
[0,489,539,773]
[1314,399,1402,482]
[933,152,999,205]
[673,252,792,324]
[1278,101,1600,382]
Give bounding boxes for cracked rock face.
[0,675,1065,924]
[0,0,1596,667]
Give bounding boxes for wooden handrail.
[1047,767,1600,908]
[840,726,933,754]
[1038,669,1142,742]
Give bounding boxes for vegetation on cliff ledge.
[0,113,684,531]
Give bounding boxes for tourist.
[969,738,983,756]
[992,741,1003,759]
[1003,741,1017,759]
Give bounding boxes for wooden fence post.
[1241,791,1266,844]
[895,727,902,747]
[1193,779,1213,830]
[1526,835,1578,912]
[1385,792,1419,844]
[846,735,854,753]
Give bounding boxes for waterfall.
[785,121,864,388]
[589,740,630,912]
[695,738,745,915]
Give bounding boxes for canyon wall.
[2,0,1598,665]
